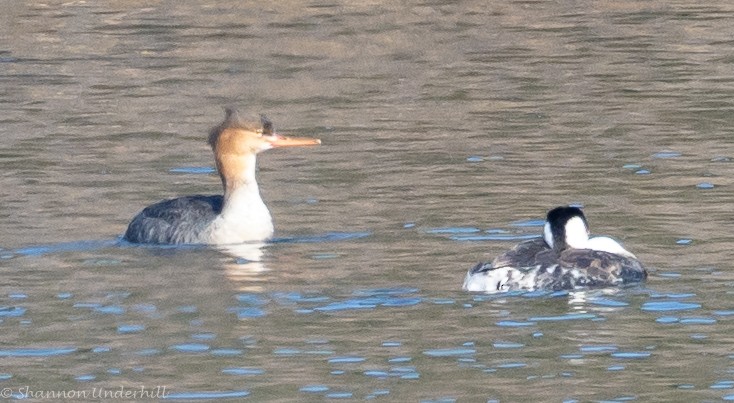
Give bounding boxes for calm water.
[1,0,734,401]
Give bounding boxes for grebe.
[124,108,321,245]
[463,206,647,292]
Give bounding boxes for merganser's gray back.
[124,195,223,244]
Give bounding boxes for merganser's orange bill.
[266,134,321,147]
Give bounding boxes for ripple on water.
[0,306,26,317]
[0,347,77,357]
[271,231,371,244]
[300,385,330,393]
[315,288,421,312]
[450,234,540,242]
[135,348,161,356]
[353,287,419,296]
[588,298,629,307]
[611,351,652,359]
[423,348,475,358]
[328,356,366,364]
[176,305,198,313]
[235,293,268,305]
[366,389,390,399]
[580,345,618,354]
[497,362,527,369]
[210,349,243,357]
[510,219,546,227]
[228,307,267,319]
[425,227,481,234]
[527,313,598,321]
[364,365,419,379]
[222,367,265,376]
[169,343,210,353]
[94,305,125,315]
[272,292,330,304]
[711,380,734,390]
[641,301,701,312]
[421,398,456,403]
[14,240,118,257]
[650,292,697,299]
[273,348,301,356]
[168,166,216,174]
[314,299,377,312]
[117,324,145,334]
[191,333,216,341]
[496,320,537,327]
[492,341,524,349]
[326,391,353,399]
[679,317,716,325]
[652,151,681,159]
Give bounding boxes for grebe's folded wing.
[491,237,549,268]
[557,248,647,285]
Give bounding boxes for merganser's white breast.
[124,109,320,245]
[463,206,647,293]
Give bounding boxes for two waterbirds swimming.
[123,110,647,292]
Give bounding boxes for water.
[1,0,734,401]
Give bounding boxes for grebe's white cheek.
[564,216,590,249]
[543,222,554,248]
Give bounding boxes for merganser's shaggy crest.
[124,108,320,245]
[463,206,647,292]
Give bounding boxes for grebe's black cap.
[545,206,588,251]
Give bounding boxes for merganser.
[124,108,321,245]
[463,206,647,292]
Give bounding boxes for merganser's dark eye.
[260,114,273,135]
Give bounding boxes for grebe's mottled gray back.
[463,206,647,293]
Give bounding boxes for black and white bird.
[462,206,647,292]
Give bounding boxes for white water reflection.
[216,242,268,292]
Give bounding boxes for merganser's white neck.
[219,153,261,214]
[209,140,273,243]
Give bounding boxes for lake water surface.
[1,1,734,401]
